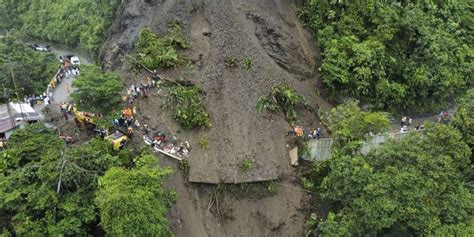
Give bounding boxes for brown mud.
[100,0,330,236]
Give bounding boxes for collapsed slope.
[101,0,329,184]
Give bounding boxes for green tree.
[0,0,121,55]
[321,100,390,150]
[96,153,175,236]
[318,124,474,236]
[300,1,473,112]
[71,65,123,114]
[0,33,57,96]
[0,124,121,235]
[452,89,474,161]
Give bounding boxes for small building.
[0,102,44,139]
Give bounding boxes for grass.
[239,159,254,172]
[199,134,209,149]
[242,58,253,70]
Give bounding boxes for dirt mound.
[41,105,91,143]
[100,0,330,235]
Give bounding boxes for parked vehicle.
[60,55,80,65]
[29,44,50,52]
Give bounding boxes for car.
[29,44,50,52]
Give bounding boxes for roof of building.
[0,103,43,133]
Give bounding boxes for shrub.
[135,23,190,70]
[199,134,209,149]
[135,29,180,69]
[256,83,309,124]
[167,85,210,129]
[164,21,190,49]
[239,159,254,172]
[242,58,252,70]
[178,160,190,177]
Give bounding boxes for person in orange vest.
[294,126,303,137]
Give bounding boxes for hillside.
[100,0,331,184]
[99,0,330,235]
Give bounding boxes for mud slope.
[101,0,328,183]
[101,0,328,236]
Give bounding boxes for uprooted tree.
[256,83,309,125]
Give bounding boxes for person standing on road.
[63,110,68,120]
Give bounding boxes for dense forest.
[0,0,120,54]
[0,34,57,96]
[0,0,121,97]
[303,95,474,236]
[0,124,174,236]
[300,0,473,112]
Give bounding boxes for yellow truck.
[105,131,128,151]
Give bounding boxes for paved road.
[34,45,91,112]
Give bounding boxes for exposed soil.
[100,0,331,236]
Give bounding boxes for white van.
[70,56,80,65]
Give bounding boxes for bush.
[256,83,309,124]
[242,58,252,70]
[164,21,190,49]
[239,159,254,172]
[167,85,210,129]
[135,24,189,70]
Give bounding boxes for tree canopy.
[0,124,121,235]
[300,1,473,112]
[0,33,57,96]
[71,65,123,114]
[96,153,175,236]
[317,124,474,236]
[0,124,174,236]
[321,100,390,150]
[0,0,121,55]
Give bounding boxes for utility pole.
[8,61,26,122]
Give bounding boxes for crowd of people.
[289,125,322,140]
[126,70,160,105]
[115,70,190,158]
[400,116,424,133]
[24,93,50,107]
[437,111,452,124]
[48,58,79,91]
